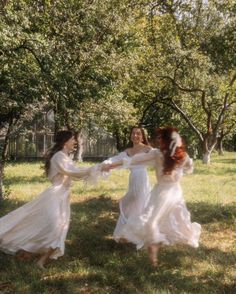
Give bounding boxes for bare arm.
[182,154,194,174]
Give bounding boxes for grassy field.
[0,152,235,294]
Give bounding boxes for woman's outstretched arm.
[108,149,160,170]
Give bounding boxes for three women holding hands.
[0,126,201,268]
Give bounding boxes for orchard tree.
[35,0,143,154]
[0,8,46,201]
[216,105,236,155]
[123,0,236,163]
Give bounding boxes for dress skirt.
[0,184,71,259]
[113,167,151,241]
[116,182,201,250]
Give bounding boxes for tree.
[123,0,236,163]
[0,7,46,200]
[0,0,144,198]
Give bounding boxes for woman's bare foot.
[119,238,129,244]
[36,259,45,269]
[36,248,56,269]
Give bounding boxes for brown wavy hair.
[126,125,150,148]
[44,130,74,176]
[153,126,186,174]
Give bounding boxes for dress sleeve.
[102,152,128,175]
[122,148,160,168]
[54,152,95,179]
[182,154,194,174]
[103,152,127,164]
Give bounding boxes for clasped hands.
[100,163,113,172]
[100,161,122,172]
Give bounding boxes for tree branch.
[156,74,205,94]
[134,84,204,142]
[164,98,204,142]
[214,72,236,133]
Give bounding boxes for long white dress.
[104,152,152,242]
[116,149,201,249]
[0,151,99,259]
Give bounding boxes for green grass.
[0,152,235,294]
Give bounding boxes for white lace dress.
[104,152,152,242]
[0,151,100,259]
[116,149,201,249]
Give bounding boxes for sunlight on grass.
[1,152,235,293]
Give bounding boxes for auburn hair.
[153,126,186,174]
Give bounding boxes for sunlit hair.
[44,130,74,176]
[153,126,186,174]
[127,125,150,148]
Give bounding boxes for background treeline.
[0,0,236,199]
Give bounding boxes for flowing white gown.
[104,152,152,242]
[0,151,99,259]
[116,149,201,249]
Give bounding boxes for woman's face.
[64,136,76,151]
[131,128,143,145]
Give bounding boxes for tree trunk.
[73,130,84,162]
[202,136,217,164]
[2,119,15,165]
[114,128,123,151]
[0,119,15,202]
[0,164,3,204]
[0,138,9,202]
[218,138,224,155]
[203,151,211,164]
[202,137,211,164]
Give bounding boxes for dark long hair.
[126,126,150,148]
[44,130,74,176]
[153,126,186,174]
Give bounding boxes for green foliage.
[119,0,236,161]
[0,0,235,159]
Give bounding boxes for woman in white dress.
[107,127,201,266]
[0,130,104,268]
[105,126,152,242]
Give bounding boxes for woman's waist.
[50,175,72,187]
[155,180,181,189]
[51,180,72,188]
[129,166,147,172]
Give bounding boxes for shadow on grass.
[0,196,235,293]
[63,196,235,293]
[0,199,27,217]
[187,201,236,224]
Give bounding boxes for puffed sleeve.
[103,152,127,164]
[182,154,194,174]
[102,152,128,174]
[122,148,160,168]
[53,152,98,180]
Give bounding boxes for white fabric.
[0,151,97,259]
[117,149,201,249]
[169,131,182,156]
[104,152,152,242]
